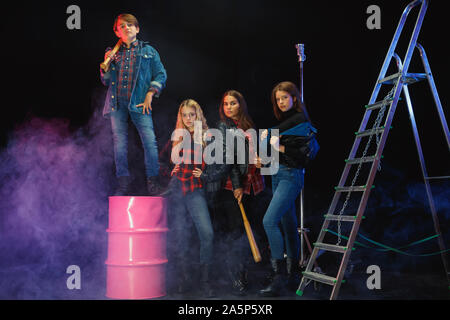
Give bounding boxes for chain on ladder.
[336,83,398,245]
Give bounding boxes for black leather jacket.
[201,119,248,193]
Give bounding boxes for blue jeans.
[263,165,303,260]
[166,178,214,264]
[110,97,160,178]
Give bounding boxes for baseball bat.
[238,202,262,263]
[100,39,123,71]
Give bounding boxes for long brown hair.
[271,81,311,122]
[219,90,256,131]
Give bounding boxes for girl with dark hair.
[270,81,311,122]
[196,90,268,296]
[258,81,311,296]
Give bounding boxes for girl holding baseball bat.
[195,90,268,296]
[258,81,311,297]
[165,99,215,297]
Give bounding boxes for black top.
[274,110,308,169]
[274,109,307,133]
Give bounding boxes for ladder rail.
[367,0,426,108]
[392,52,450,286]
[330,80,404,300]
[326,0,429,237]
[415,44,450,149]
[399,0,428,80]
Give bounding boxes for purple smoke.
[0,108,114,299]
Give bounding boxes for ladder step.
[302,271,337,286]
[379,72,427,85]
[425,175,450,181]
[365,97,402,110]
[345,155,380,165]
[334,185,373,192]
[402,73,427,84]
[355,126,387,138]
[378,72,401,84]
[313,242,347,253]
[324,214,358,222]
[365,98,394,110]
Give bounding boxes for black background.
[0,0,449,299]
[2,1,449,183]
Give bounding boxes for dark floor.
[162,262,450,301]
[0,259,448,301]
[0,224,448,301]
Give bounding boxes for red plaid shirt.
[224,120,265,195]
[225,164,265,195]
[174,138,206,195]
[114,40,139,101]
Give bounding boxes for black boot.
[147,176,164,196]
[227,262,248,296]
[114,176,130,196]
[286,257,301,292]
[259,259,286,297]
[200,264,216,298]
[177,261,190,294]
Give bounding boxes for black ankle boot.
[147,176,164,196]
[259,259,286,297]
[286,257,301,292]
[227,263,248,296]
[177,262,190,294]
[114,176,130,196]
[200,264,216,298]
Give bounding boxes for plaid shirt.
[174,138,206,195]
[225,164,265,195]
[224,120,265,195]
[114,40,139,101]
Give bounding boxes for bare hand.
[233,188,243,204]
[171,164,180,176]
[193,167,203,178]
[255,156,262,169]
[102,50,116,72]
[260,129,269,140]
[136,91,154,114]
[270,136,280,151]
[105,50,116,61]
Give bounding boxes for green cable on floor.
[324,229,450,257]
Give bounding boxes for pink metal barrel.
[105,196,168,299]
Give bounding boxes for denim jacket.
[100,40,167,117]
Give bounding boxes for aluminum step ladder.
[296,0,450,300]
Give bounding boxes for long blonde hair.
[173,99,209,147]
